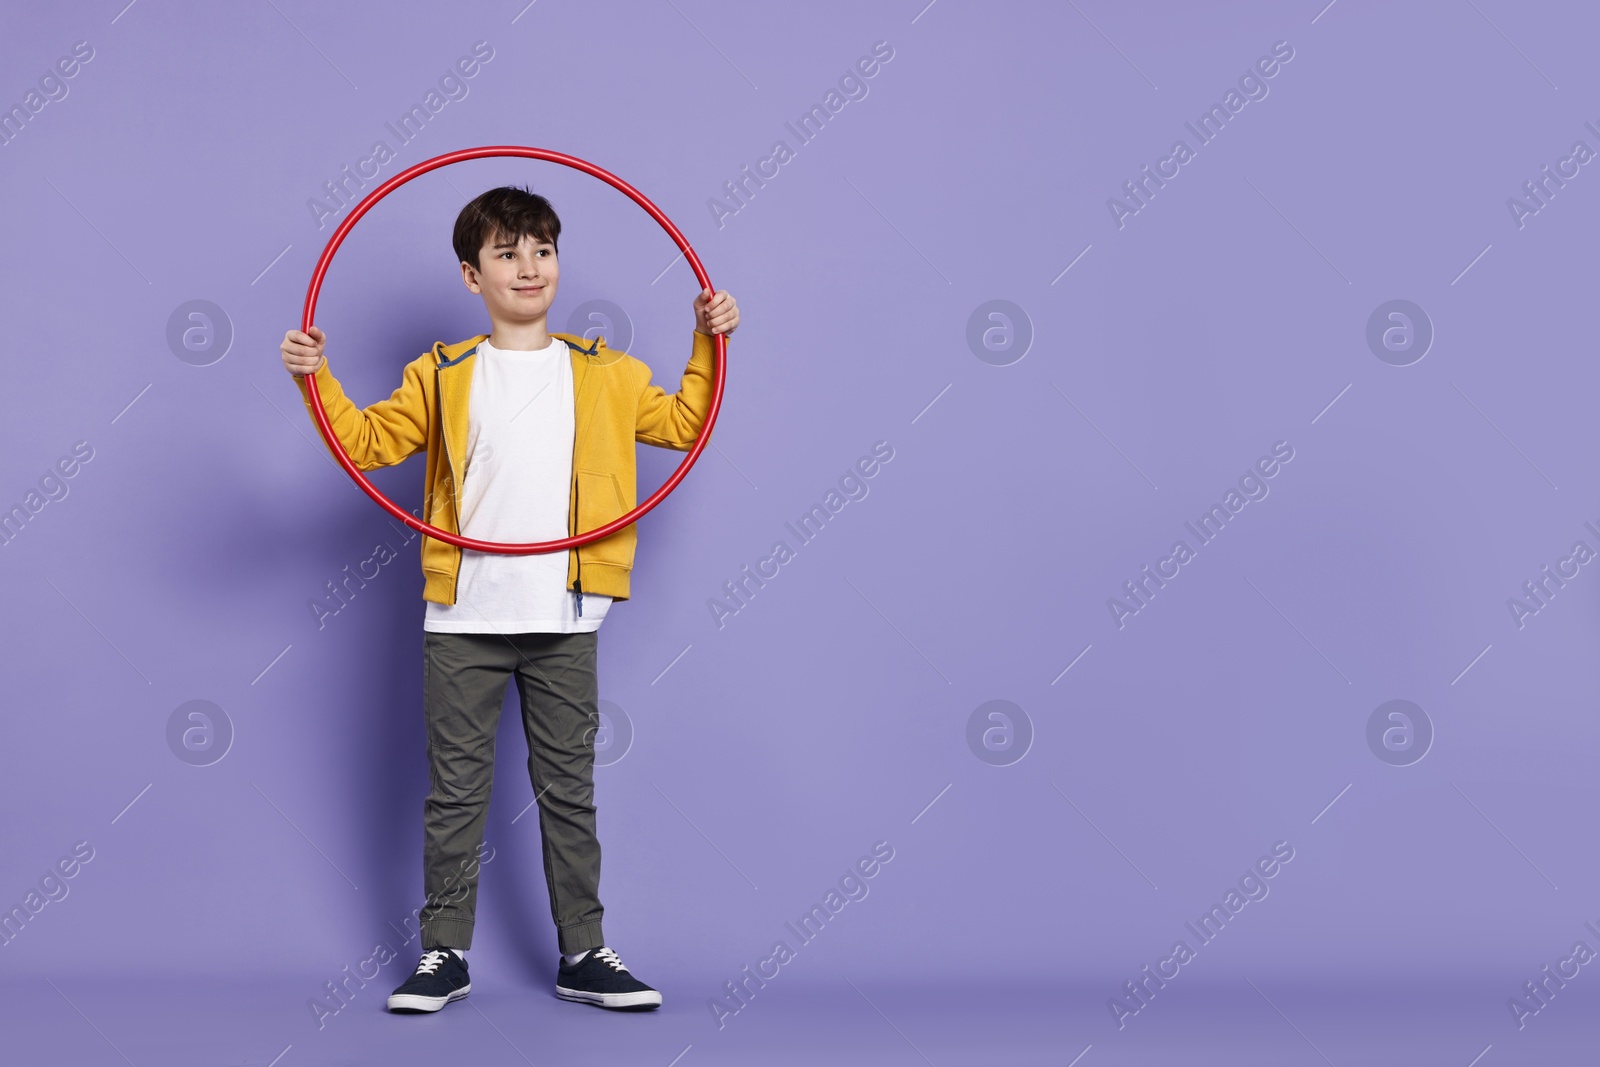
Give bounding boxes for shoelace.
[593,947,628,973]
[416,949,451,975]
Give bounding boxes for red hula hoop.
[299,145,726,554]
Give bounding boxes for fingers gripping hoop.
[300,145,726,554]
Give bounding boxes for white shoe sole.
[555,984,662,1009]
[387,984,470,1012]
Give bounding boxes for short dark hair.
[453,185,560,272]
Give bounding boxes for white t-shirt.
[422,336,613,634]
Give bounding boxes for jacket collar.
[433,331,607,368]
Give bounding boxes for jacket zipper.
[437,360,462,604]
[573,473,583,618]
[572,347,588,618]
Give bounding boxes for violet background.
[2,1,1597,1064]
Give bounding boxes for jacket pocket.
[575,468,635,568]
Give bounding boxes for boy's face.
[460,230,559,327]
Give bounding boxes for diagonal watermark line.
[439,171,475,205]
[652,643,693,685]
[1066,0,1156,89]
[666,1044,694,1067]
[1050,382,1158,489]
[843,575,952,683]
[253,780,361,891]
[111,383,152,424]
[1310,0,1339,24]
[506,380,552,424]
[651,780,759,889]
[45,977,138,1066]
[651,250,686,286]
[1466,1042,1493,1067]
[911,383,952,425]
[1452,780,1558,889]
[1310,783,1351,825]
[511,783,554,825]
[911,0,940,23]
[111,783,152,825]
[1051,643,1093,685]
[1050,243,1093,285]
[1451,243,1492,285]
[267,1044,293,1067]
[251,644,293,686]
[263,0,358,89]
[44,175,151,284]
[1451,381,1558,489]
[1052,781,1158,889]
[1310,383,1351,425]
[111,0,139,23]
[252,381,346,477]
[1465,0,1558,90]
[510,0,539,24]
[1451,643,1492,685]
[843,175,951,284]
[1067,1044,1093,1067]
[1245,976,1336,1065]
[468,1000,536,1065]
[710,440,758,489]
[845,976,937,1066]
[1244,576,1351,684]
[251,243,293,286]
[42,575,151,684]
[1243,176,1351,284]
[665,0,759,89]
[911,783,951,825]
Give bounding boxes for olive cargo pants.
[417,629,605,956]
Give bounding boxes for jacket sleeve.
[293,353,430,472]
[634,330,722,450]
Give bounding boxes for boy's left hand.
[694,289,739,337]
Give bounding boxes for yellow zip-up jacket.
[293,329,721,606]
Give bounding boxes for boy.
[279,185,738,1013]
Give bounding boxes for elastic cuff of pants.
[422,918,475,951]
[558,919,604,956]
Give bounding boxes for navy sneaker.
[387,948,470,1013]
[555,947,662,1010]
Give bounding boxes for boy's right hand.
[281,326,327,377]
